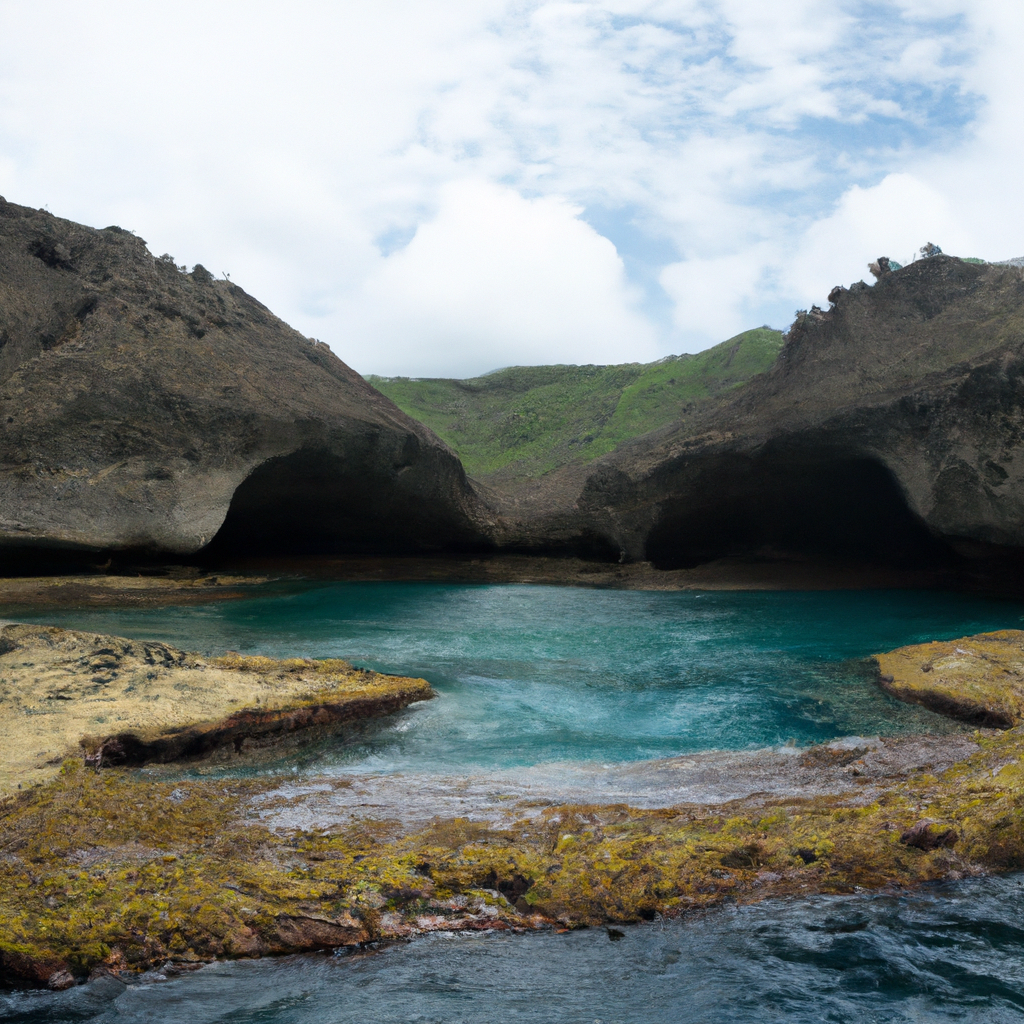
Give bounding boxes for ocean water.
[8,583,1024,1020]
[13,584,1024,772]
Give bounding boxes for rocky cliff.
[0,198,491,560]
[497,255,1024,568]
[4,197,1022,573]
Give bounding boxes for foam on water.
[15,584,1024,774]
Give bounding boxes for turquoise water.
[10,584,1024,1020]
[13,584,1024,772]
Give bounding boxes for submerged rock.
[0,198,491,560]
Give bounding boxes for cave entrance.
[644,453,953,569]
[204,447,475,558]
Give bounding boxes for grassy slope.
[368,327,783,480]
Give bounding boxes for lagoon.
[10,583,1024,1021]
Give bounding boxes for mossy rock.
[876,629,1024,728]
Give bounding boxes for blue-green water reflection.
[14,585,1024,772]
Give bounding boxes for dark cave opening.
[644,454,955,570]
[203,448,483,558]
[503,530,623,564]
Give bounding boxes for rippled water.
[7,874,1024,1023]
[15,584,1023,772]
[10,584,1024,1020]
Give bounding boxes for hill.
[367,327,783,482]
[496,254,1024,568]
[0,197,489,560]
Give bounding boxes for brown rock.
[0,200,493,560]
[900,819,958,851]
[47,969,77,990]
[273,913,369,951]
[0,949,73,988]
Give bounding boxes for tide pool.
[14,584,1024,773]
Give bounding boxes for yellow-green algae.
[876,629,1024,728]
[5,628,1024,987]
[4,722,1024,987]
[0,624,432,795]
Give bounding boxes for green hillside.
[368,326,784,481]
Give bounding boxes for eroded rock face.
[502,255,1024,566]
[0,198,491,558]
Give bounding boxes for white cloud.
[787,173,971,305]
[338,180,657,376]
[660,248,774,344]
[0,0,1018,373]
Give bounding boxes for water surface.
[15,584,1024,773]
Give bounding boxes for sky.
[0,1,1022,378]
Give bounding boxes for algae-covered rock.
[0,623,432,795]
[2,718,1024,988]
[875,629,1024,728]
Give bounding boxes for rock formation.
[499,255,1024,568]
[4,196,1024,573]
[0,198,491,560]
[0,623,433,795]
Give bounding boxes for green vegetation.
[368,327,783,480]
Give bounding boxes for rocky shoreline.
[0,572,267,609]
[2,622,1024,990]
[0,554,980,614]
[0,623,432,795]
